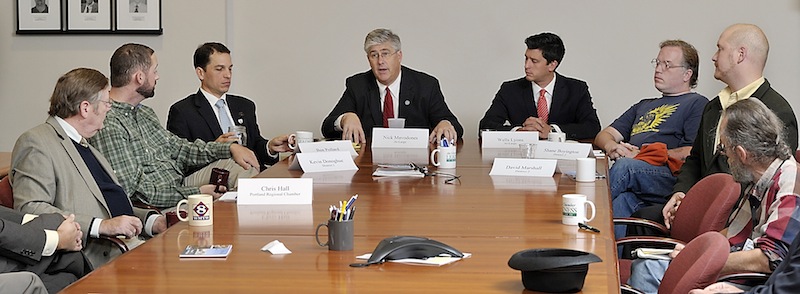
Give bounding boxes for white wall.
[1,0,798,151]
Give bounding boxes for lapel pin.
[237,118,244,124]
[404,100,410,106]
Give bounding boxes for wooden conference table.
[62,140,619,293]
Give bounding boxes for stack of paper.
[372,165,425,178]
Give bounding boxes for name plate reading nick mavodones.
[371,128,429,148]
[289,151,358,172]
[534,141,592,159]
[237,178,313,205]
[481,131,539,149]
[298,140,358,156]
[489,158,557,177]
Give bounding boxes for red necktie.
[537,89,548,123]
[383,87,393,128]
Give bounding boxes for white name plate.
[294,151,358,173]
[535,141,592,159]
[237,204,313,230]
[372,147,429,165]
[237,178,313,205]
[481,131,538,149]
[489,158,557,177]
[299,140,358,156]
[481,148,521,164]
[371,128,429,148]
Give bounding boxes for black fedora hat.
[507,248,602,293]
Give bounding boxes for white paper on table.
[218,192,237,202]
[261,240,292,255]
[355,252,471,266]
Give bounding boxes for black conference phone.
[351,236,464,267]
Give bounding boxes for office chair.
[621,231,730,294]
[614,173,741,283]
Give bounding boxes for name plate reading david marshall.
[299,140,358,156]
[237,178,312,205]
[489,158,557,177]
[371,128,429,148]
[296,151,358,173]
[534,141,592,159]
[481,131,538,149]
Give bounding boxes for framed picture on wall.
[115,0,162,34]
[17,0,62,33]
[66,0,112,31]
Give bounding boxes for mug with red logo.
[176,194,214,226]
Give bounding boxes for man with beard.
[89,43,259,209]
[628,98,800,293]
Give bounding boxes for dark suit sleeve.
[0,207,51,265]
[479,84,516,132]
[166,103,192,140]
[322,79,359,139]
[425,79,463,139]
[557,82,601,140]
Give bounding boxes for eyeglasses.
[651,58,687,71]
[368,50,398,61]
[98,99,113,108]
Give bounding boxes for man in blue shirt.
[594,40,708,240]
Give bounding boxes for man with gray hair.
[629,98,800,293]
[321,28,463,144]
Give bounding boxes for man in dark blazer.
[167,42,292,170]
[479,33,601,140]
[0,206,89,293]
[321,28,463,144]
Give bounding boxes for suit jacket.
[671,79,798,196]
[10,116,156,267]
[321,66,464,139]
[479,73,601,140]
[167,90,275,170]
[0,206,90,291]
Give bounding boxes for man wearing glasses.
[593,40,708,240]
[479,32,601,140]
[321,28,463,144]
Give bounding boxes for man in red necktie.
[321,28,464,144]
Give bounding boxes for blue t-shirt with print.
[609,93,708,149]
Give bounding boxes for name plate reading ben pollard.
[489,158,557,177]
[237,178,313,205]
[371,128,429,148]
[295,151,358,173]
[534,141,592,159]
[481,131,538,149]
[299,140,358,156]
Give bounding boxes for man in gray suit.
[10,68,167,268]
[0,206,88,293]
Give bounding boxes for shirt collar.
[53,116,82,144]
[200,88,227,106]
[752,157,786,200]
[532,74,557,96]
[377,70,402,97]
[718,77,765,110]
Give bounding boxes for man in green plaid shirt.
[89,43,261,208]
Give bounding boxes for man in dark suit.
[321,28,463,144]
[0,206,89,293]
[167,42,292,170]
[479,32,601,140]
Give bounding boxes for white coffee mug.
[430,145,456,169]
[548,132,566,142]
[176,194,214,226]
[562,194,596,226]
[387,118,406,128]
[575,158,596,182]
[288,131,314,151]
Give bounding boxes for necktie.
[215,99,234,133]
[383,87,394,128]
[134,4,139,12]
[537,89,549,123]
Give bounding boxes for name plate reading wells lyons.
[237,178,312,205]
[481,131,539,149]
[534,141,592,159]
[292,151,357,173]
[489,158,557,177]
[371,128,429,148]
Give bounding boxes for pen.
[578,222,600,233]
[349,206,356,220]
[345,194,358,211]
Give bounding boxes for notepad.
[631,248,673,260]
[179,245,233,258]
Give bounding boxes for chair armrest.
[616,236,685,250]
[613,217,669,236]
[620,284,644,294]
[718,272,769,284]
[98,236,129,252]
